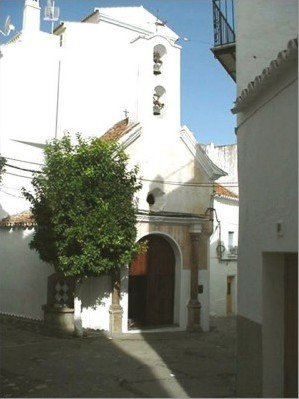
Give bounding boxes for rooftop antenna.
[0,16,15,36]
[155,10,166,33]
[44,0,60,34]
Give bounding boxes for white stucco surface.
[235,0,298,95]
[203,143,238,195]
[0,229,53,320]
[237,68,298,324]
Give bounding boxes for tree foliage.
[0,156,6,184]
[23,134,142,277]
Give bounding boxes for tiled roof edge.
[0,211,36,229]
[214,183,238,200]
[232,38,298,114]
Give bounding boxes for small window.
[228,231,234,249]
[60,34,63,47]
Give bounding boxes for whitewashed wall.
[203,143,238,195]
[235,0,298,95]
[0,228,53,320]
[237,69,297,324]
[236,57,297,397]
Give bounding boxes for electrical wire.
[5,164,41,174]
[0,184,22,191]
[5,172,33,179]
[2,162,239,189]
[4,157,44,166]
[3,168,239,188]
[140,177,238,188]
[0,189,24,199]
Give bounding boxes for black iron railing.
[213,0,235,46]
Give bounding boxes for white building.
[203,143,238,317]
[211,0,298,397]
[0,0,226,333]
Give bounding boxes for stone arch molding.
[130,34,181,49]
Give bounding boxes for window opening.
[228,231,234,250]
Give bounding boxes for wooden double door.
[128,235,175,327]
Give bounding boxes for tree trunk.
[109,268,123,333]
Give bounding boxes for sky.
[0,0,236,145]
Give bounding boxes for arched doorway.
[128,235,175,328]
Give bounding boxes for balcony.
[211,0,236,81]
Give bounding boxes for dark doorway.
[284,253,298,398]
[128,235,175,328]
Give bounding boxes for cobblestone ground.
[0,315,236,398]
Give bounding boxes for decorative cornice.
[137,211,207,226]
[232,38,298,114]
[94,11,154,36]
[180,126,227,181]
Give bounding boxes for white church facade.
[0,0,227,333]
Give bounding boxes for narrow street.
[0,315,236,398]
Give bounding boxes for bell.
[153,105,161,115]
[153,63,162,75]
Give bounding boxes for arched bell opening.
[153,44,167,75]
[153,85,166,116]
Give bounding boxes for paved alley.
[0,315,236,398]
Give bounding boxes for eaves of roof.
[100,118,140,142]
[180,126,227,181]
[213,183,238,201]
[3,32,22,45]
[232,38,298,114]
[0,210,36,229]
[81,9,99,22]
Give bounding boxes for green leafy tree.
[23,134,142,277]
[0,156,6,184]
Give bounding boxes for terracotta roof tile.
[214,183,238,199]
[100,118,139,142]
[0,210,36,228]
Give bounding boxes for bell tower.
[22,0,41,33]
[132,34,181,134]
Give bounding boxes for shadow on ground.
[0,315,236,398]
